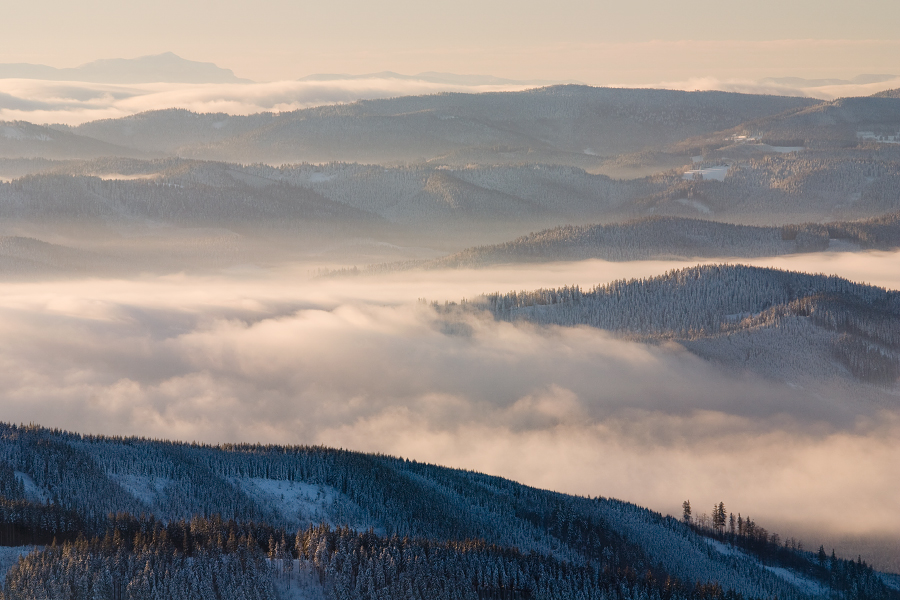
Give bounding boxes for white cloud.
[0,78,537,126]
[0,252,899,549]
[1,68,896,128]
[610,76,900,101]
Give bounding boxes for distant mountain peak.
[759,73,897,89]
[0,53,252,84]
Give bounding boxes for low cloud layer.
[0,253,899,568]
[619,76,900,101]
[1,69,897,127]
[0,78,536,126]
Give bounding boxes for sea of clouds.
[0,78,536,126]
[1,251,898,568]
[1,73,897,127]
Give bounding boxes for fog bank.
[0,78,535,126]
[1,253,899,570]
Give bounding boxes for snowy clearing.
[880,573,900,591]
[764,565,829,596]
[706,538,743,557]
[109,474,170,506]
[14,471,50,502]
[705,538,829,596]
[232,477,374,530]
[683,165,729,181]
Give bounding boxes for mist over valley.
[1,45,900,600]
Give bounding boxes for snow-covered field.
[764,565,829,596]
[881,573,900,591]
[706,538,742,557]
[683,165,730,181]
[706,537,828,596]
[14,471,50,503]
[109,474,171,506]
[232,477,375,531]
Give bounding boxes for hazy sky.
[2,0,899,82]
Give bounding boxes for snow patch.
[675,197,712,214]
[769,146,805,153]
[857,131,900,144]
[683,165,730,181]
[92,173,159,181]
[764,565,829,595]
[0,126,51,141]
[231,478,371,529]
[880,573,900,591]
[701,537,829,597]
[109,474,170,506]
[706,538,742,557]
[14,471,50,502]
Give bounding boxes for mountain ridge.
[63,86,821,164]
[0,421,895,599]
[479,264,900,391]
[0,52,251,84]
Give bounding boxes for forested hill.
[412,213,900,268]
[676,96,900,152]
[0,121,151,160]
[5,150,900,247]
[872,88,900,99]
[0,423,896,600]
[59,86,818,165]
[0,172,381,228]
[480,265,900,386]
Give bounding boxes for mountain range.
[760,74,897,88]
[1,73,900,599]
[53,87,817,165]
[335,213,900,274]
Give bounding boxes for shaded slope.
[330,213,900,275]
[675,97,900,152]
[69,86,819,165]
[430,212,900,266]
[0,173,380,228]
[0,236,116,276]
[872,88,900,99]
[0,423,891,599]
[0,121,150,160]
[424,217,823,267]
[481,265,900,386]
